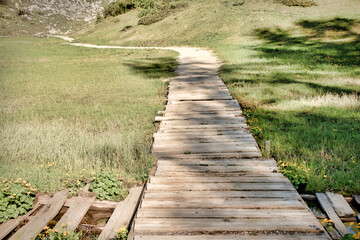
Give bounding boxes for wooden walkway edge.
[131,47,330,239]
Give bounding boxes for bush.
[138,1,188,25]
[103,0,135,18]
[0,178,37,223]
[89,172,126,200]
[132,0,161,17]
[278,0,316,7]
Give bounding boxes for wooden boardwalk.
[132,47,330,239]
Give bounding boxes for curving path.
[61,38,330,239]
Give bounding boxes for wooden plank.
[325,192,355,218]
[153,135,255,141]
[141,198,303,209]
[144,190,299,200]
[155,159,278,167]
[0,202,42,240]
[146,182,292,191]
[155,165,278,173]
[315,193,349,236]
[153,145,259,154]
[134,234,330,240]
[36,195,118,211]
[54,193,96,232]
[10,190,68,240]
[137,208,312,219]
[149,176,289,184]
[134,218,324,234]
[153,140,256,146]
[98,187,143,240]
[159,123,248,129]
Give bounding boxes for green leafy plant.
[103,0,135,18]
[89,172,126,200]
[116,226,128,240]
[36,223,82,240]
[278,161,307,190]
[0,177,37,223]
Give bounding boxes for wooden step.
[134,218,324,234]
[143,190,299,200]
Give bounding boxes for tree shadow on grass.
[124,57,178,79]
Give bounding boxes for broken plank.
[54,193,96,232]
[98,187,143,240]
[10,190,69,240]
[315,193,349,236]
[0,202,42,240]
[36,195,118,211]
[325,192,355,218]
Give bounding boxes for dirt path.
[56,37,330,239]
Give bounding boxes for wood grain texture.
[10,190,68,240]
[133,47,328,239]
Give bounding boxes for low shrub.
[278,0,316,7]
[103,0,135,18]
[89,172,126,200]
[0,177,37,223]
[138,1,188,25]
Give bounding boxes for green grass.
[0,37,177,193]
[74,0,360,194]
[218,19,360,194]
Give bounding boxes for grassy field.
[0,37,177,193]
[74,0,360,194]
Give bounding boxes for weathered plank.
[141,198,303,209]
[36,194,118,211]
[98,187,143,240]
[54,193,96,232]
[134,218,324,234]
[149,176,289,184]
[0,202,42,240]
[155,159,278,167]
[10,190,68,240]
[156,165,278,173]
[134,234,330,240]
[137,208,311,219]
[144,190,300,200]
[325,192,355,218]
[315,193,349,236]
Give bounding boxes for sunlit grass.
[0,37,178,192]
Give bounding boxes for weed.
[0,177,36,223]
[116,226,128,240]
[36,223,81,240]
[89,172,127,200]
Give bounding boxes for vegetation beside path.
[0,37,177,195]
[75,0,360,194]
